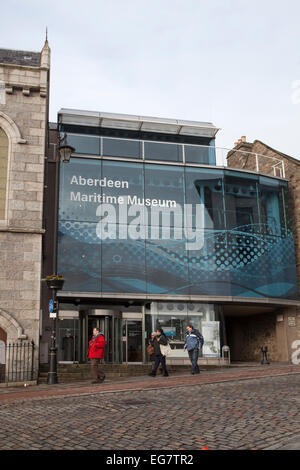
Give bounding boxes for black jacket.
[153,334,168,356]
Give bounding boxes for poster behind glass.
[58,159,298,299]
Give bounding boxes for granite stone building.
[0,41,50,381]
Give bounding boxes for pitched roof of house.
[0,48,41,67]
[228,139,300,166]
[252,140,300,165]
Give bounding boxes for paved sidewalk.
[264,433,300,450]
[0,363,300,404]
[0,365,299,450]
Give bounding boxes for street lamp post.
[47,286,61,384]
[46,134,75,385]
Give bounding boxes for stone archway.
[0,111,26,145]
[0,308,27,341]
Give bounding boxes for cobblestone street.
[0,366,299,450]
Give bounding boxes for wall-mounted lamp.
[58,133,75,163]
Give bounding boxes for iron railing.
[64,132,286,178]
[0,340,36,384]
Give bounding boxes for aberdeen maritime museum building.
[40,108,300,371]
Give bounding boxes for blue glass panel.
[209,140,216,165]
[57,220,101,292]
[144,164,184,227]
[59,158,102,223]
[227,230,298,298]
[185,168,225,229]
[66,133,100,155]
[225,170,258,180]
[144,141,182,162]
[101,159,144,199]
[224,173,260,233]
[185,145,211,164]
[100,160,145,224]
[281,184,292,232]
[101,224,146,293]
[226,229,265,297]
[146,228,189,295]
[188,229,231,296]
[103,138,141,159]
[259,177,285,236]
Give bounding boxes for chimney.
[234,136,247,147]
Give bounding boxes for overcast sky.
[1,0,300,157]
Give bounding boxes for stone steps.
[38,363,225,384]
[38,363,192,384]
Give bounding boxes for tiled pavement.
[0,364,299,450]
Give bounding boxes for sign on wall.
[202,321,220,358]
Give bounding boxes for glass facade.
[185,142,216,165]
[103,138,142,159]
[57,156,297,299]
[144,141,183,162]
[145,302,215,354]
[64,132,213,165]
[145,301,221,358]
[66,134,100,156]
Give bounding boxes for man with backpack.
[184,324,204,375]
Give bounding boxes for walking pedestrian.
[148,328,169,377]
[147,332,163,374]
[87,327,106,384]
[184,324,204,375]
[147,332,156,362]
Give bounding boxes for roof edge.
[58,108,220,138]
[253,139,300,165]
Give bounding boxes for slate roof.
[0,48,41,67]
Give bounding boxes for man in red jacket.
[87,327,105,384]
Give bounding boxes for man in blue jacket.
[184,324,204,375]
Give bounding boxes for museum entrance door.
[81,310,122,363]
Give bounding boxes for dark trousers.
[90,358,105,381]
[188,348,200,373]
[153,354,167,374]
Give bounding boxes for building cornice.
[58,108,220,138]
[56,291,300,307]
[0,62,46,71]
[0,227,45,234]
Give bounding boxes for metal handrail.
[62,132,286,178]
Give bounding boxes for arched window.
[0,127,8,220]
